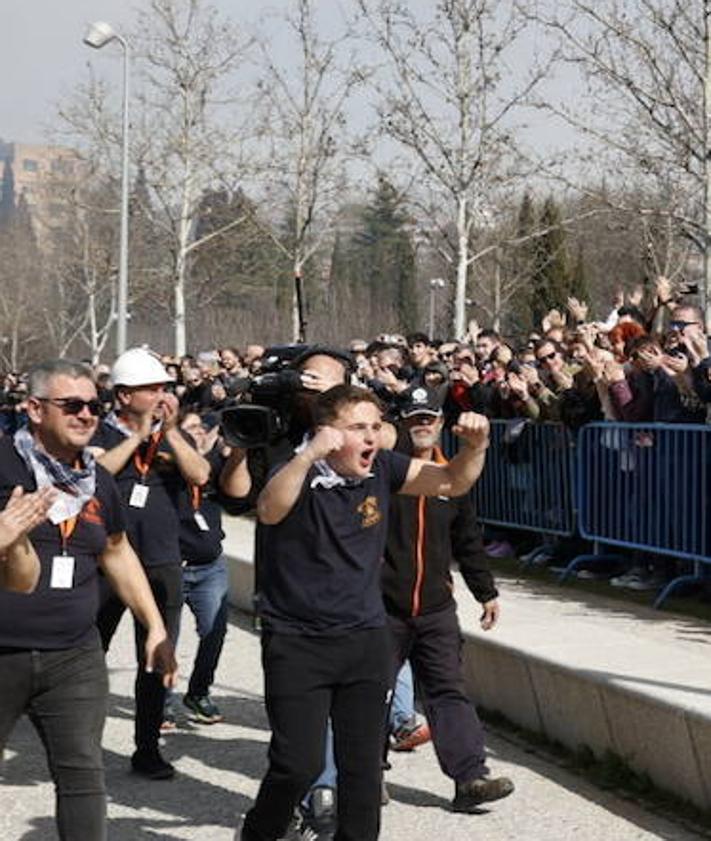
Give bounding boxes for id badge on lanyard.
[191,484,210,531]
[130,431,163,508]
[51,516,77,589]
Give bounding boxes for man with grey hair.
[383,385,513,814]
[0,359,177,841]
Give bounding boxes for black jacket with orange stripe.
[381,447,498,619]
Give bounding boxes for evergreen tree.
[0,153,15,223]
[531,196,571,328]
[351,176,418,334]
[191,188,290,342]
[509,190,537,335]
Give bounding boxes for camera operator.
[231,346,355,504]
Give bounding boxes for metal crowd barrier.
[443,420,577,537]
[572,422,711,608]
[443,418,711,608]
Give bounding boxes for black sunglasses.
[38,397,102,416]
[669,320,700,331]
[537,350,558,362]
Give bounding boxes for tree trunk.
[174,249,187,357]
[88,286,99,365]
[174,150,195,357]
[454,194,469,339]
[174,199,192,358]
[292,258,303,344]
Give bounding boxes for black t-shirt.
[0,436,125,650]
[258,449,411,636]
[178,447,225,565]
[91,422,187,567]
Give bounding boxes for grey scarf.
[14,428,96,524]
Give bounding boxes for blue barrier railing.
[444,420,577,537]
[571,422,711,608]
[444,418,711,608]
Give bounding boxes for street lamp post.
[83,21,130,356]
[429,278,446,338]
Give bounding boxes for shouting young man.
[242,384,490,841]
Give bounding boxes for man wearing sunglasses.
[0,359,177,841]
[90,348,210,780]
[527,340,580,422]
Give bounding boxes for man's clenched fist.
[452,412,490,451]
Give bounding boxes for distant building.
[0,141,82,248]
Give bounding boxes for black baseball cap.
[400,386,444,418]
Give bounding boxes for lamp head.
[83,21,117,49]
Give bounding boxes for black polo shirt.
[258,449,411,636]
[91,422,187,567]
[0,436,125,650]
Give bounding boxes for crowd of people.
[0,277,707,434]
[0,274,710,840]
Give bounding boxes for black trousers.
[0,643,108,841]
[387,603,488,783]
[243,627,391,841]
[97,563,182,753]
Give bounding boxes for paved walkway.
[1,607,705,840]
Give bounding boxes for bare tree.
[358,0,552,338]
[253,0,365,342]
[134,0,252,355]
[534,0,711,325]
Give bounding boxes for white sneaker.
[610,566,646,587]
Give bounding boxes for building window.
[51,158,72,175]
[22,159,39,173]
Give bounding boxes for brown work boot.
[452,776,515,812]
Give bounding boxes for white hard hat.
[111,347,174,387]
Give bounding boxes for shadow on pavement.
[385,780,452,810]
[106,689,270,733]
[102,746,254,840]
[5,689,268,840]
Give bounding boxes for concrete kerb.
[221,514,711,813]
[462,634,711,810]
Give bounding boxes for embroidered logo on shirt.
[80,497,104,527]
[357,496,381,528]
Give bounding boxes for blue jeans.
[305,660,415,798]
[181,556,229,698]
[390,659,415,731]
